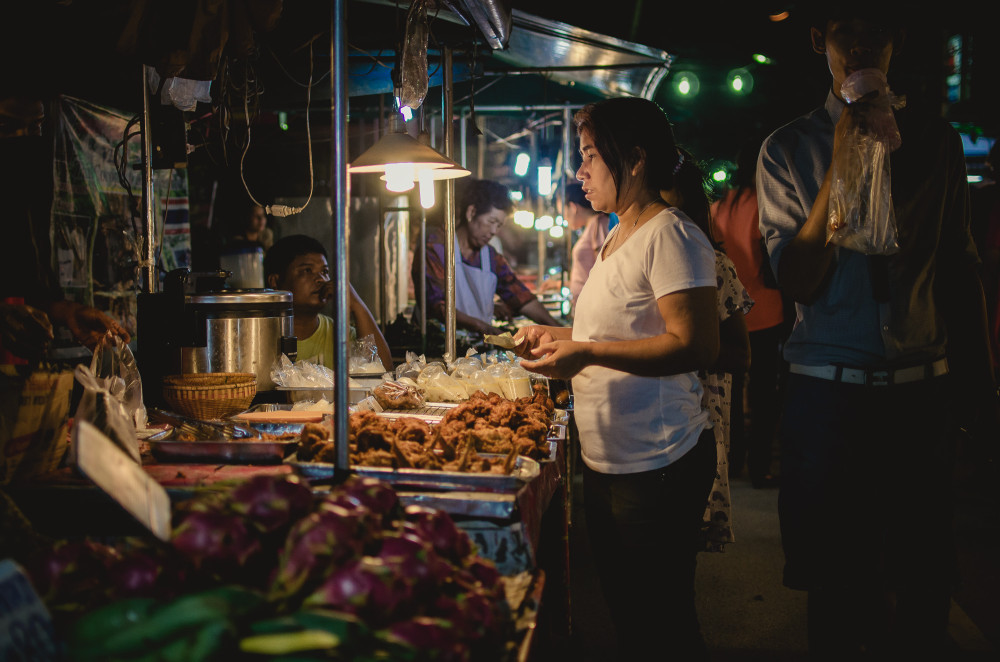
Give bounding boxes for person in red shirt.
[711,137,789,488]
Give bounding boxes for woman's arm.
[520,286,719,379]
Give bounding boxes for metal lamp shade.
[379,165,471,182]
[348,131,458,173]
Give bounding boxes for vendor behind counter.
[264,234,393,372]
[415,178,564,336]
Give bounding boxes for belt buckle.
[869,369,891,387]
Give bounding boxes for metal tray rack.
[146,428,298,464]
[287,452,539,493]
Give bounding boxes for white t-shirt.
[571,208,717,474]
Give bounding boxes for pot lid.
[185,288,293,305]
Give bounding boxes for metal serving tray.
[287,453,539,493]
[147,428,298,464]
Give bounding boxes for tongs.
[147,408,260,440]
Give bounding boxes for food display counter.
[3,369,572,662]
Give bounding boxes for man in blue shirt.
[757,5,997,659]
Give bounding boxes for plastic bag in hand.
[72,364,140,463]
[827,68,906,255]
[90,332,147,429]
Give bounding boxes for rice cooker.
[136,269,297,409]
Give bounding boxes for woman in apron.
[417,178,563,335]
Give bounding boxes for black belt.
[788,358,949,387]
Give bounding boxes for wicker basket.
[162,373,257,420]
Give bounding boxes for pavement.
[546,439,1000,661]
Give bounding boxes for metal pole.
[562,104,573,316]
[443,47,457,361]
[459,110,467,168]
[140,65,156,293]
[332,0,350,469]
[420,208,427,355]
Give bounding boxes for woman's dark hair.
[720,133,764,216]
[671,147,721,250]
[573,97,681,206]
[264,234,326,282]
[455,178,513,226]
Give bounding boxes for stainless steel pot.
[179,289,296,390]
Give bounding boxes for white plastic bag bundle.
[90,332,147,429]
[72,364,140,464]
[270,354,334,388]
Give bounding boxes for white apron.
[454,236,498,323]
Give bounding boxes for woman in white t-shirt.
[515,97,719,661]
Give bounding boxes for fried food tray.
[287,453,540,493]
[147,429,298,464]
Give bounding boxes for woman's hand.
[519,339,591,379]
[513,324,571,359]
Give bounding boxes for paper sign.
[72,420,172,541]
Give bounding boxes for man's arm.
[760,107,871,304]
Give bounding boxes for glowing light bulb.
[538,164,552,196]
[419,169,435,208]
[549,225,564,238]
[514,210,535,228]
[384,163,416,192]
[514,153,531,177]
[535,215,554,231]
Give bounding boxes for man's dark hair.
[456,178,513,225]
[807,3,903,32]
[264,234,326,281]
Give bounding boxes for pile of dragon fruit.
[29,473,515,661]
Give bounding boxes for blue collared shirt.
[757,91,979,368]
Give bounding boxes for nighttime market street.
[550,437,1000,661]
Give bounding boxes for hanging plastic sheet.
[51,95,191,339]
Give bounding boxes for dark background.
[2,0,998,227]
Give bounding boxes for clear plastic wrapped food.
[372,380,425,410]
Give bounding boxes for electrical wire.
[240,38,315,218]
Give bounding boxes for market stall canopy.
[347,4,673,104]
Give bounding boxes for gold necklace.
[610,198,660,253]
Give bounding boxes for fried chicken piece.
[315,442,346,464]
[298,422,332,461]
[468,426,515,454]
[350,448,394,467]
[348,411,381,443]
[486,400,518,428]
[442,438,476,473]
[515,419,549,444]
[392,417,433,445]
[514,435,543,459]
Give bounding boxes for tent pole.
[332,0,350,469]
[140,65,157,294]
[443,47,457,361]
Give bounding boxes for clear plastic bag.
[349,334,385,375]
[399,0,429,110]
[827,68,905,255]
[270,353,334,388]
[72,364,140,464]
[90,332,147,429]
